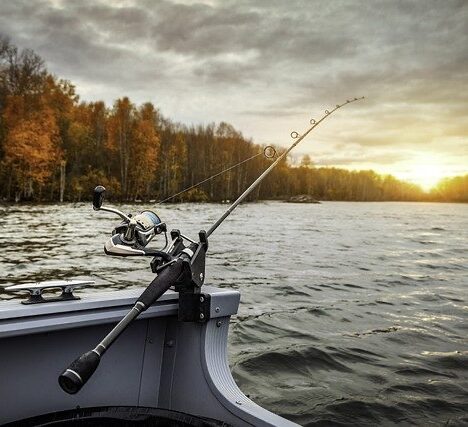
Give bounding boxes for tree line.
[0,38,466,203]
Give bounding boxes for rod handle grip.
[137,256,185,307]
[58,350,100,394]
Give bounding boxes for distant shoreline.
[1,199,466,207]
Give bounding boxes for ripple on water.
[1,201,467,426]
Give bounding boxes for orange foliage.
[130,103,160,198]
[3,95,61,194]
[107,99,160,199]
[107,97,134,197]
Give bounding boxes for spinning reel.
[93,186,168,257]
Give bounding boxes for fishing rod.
[58,96,364,394]
[157,145,277,204]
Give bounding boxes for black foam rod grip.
[137,257,184,307]
[58,350,100,394]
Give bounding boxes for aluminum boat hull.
[0,286,297,426]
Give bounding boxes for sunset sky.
[1,0,466,190]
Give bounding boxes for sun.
[408,164,446,191]
[401,155,448,191]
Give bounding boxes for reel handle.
[93,185,106,210]
[92,185,131,222]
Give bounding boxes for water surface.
[0,201,467,426]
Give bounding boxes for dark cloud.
[0,0,466,179]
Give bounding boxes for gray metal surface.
[0,285,298,426]
[0,286,239,339]
[161,318,297,426]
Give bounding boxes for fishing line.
[206,96,365,237]
[157,145,277,204]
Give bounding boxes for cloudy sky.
[1,0,467,189]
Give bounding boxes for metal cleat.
[4,280,95,305]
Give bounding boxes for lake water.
[0,201,467,426]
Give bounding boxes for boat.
[0,281,296,426]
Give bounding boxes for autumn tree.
[432,175,468,202]
[107,97,134,198]
[3,102,61,200]
[164,132,187,200]
[0,40,63,200]
[128,103,160,199]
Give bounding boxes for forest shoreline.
[1,38,467,204]
[1,198,466,207]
